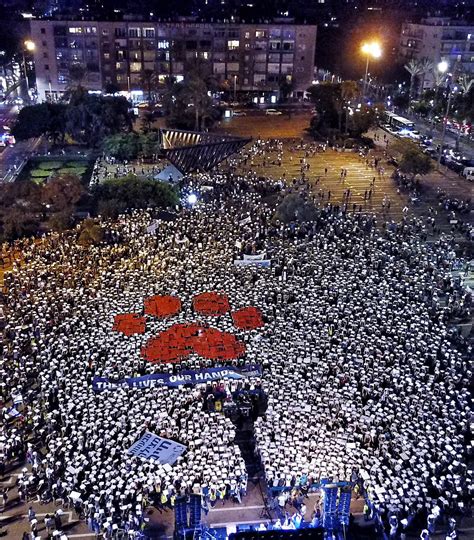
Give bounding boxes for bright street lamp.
[436,61,452,171]
[437,60,448,74]
[24,40,35,52]
[22,40,35,100]
[361,41,382,99]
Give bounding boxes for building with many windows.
[400,18,474,88]
[29,19,317,102]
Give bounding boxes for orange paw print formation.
[112,292,264,364]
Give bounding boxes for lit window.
[245,32,250,39]
[158,40,169,49]
[69,27,83,34]
[228,40,239,50]
[144,28,155,38]
[255,31,266,38]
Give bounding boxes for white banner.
[243,253,266,261]
[128,432,187,465]
[146,221,159,234]
[234,259,271,268]
[239,216,251,226]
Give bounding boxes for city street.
[0,104,18,131]
[216,110,313,139]
[404,112,474,161]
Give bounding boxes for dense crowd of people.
[0,140,472,539]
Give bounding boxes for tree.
[93,175,179,217]
[279,76,294,102]
[399,147,434,178]
[1,207,40,241]
[418,58,434,95]
[67,63,87,91]
[431,68,447,91]
[42,173,85,213]
[103,133,141,161]
[140,69,160,103]
[47,210,73,232]
[11,103,50,140]
[274,193,318,224]
[139,131,160,159]
[11,93,133,147]
[163,60,219,131]
[46,103,68,144]
[348,106,377,137]
[78,218,104,246]
[339,81,359,133]
[306,82,340,136]
[0,180,42,241]
[104,81,120,95]
[404,59,423,110]
[65,92,133,147]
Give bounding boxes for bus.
[382,112,415,131]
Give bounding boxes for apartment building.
[400,17,474,88]
[29,19,317,102]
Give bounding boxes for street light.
[22,40,35,100]
[436,61,453,171]
[361,41,382,100]
[24,40,35,52]
[437,60,448,74]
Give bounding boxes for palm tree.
[404,59,423,111]
[452,74,474,149]
[431,68,446,90]
[418,58,434,95]
[458,74,474,95]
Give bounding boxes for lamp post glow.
[437,60,448,74]
[22,40,35,100]
[24,40,35,52]
[436,61,452,171]
[361,41,382,100]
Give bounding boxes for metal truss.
[160,128,251,174]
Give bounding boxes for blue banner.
[92,365,262,392]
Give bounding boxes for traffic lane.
[408,116,474,160]
[0,137,41,182]
[0,104,18,129]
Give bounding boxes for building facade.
[400,18,474,88]
[29,19,317,102]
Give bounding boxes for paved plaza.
[0,118,472,540]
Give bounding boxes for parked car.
[408,130,421,140]
[386,126,399,136]
[462,166,474,181]
[265,109,283,115]
[423,148,438,158]
[232,110,247,117]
